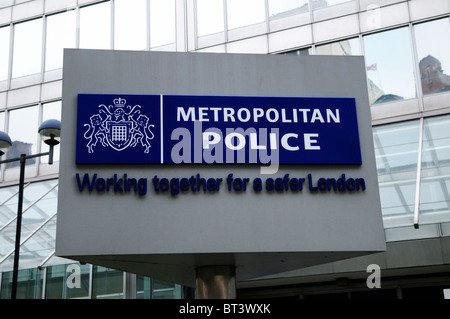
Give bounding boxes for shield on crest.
[105,120,134,151]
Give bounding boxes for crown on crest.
[113,97,126,108]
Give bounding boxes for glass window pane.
[152,279,182,299]
[114,0,147,50]
[6,105,39,166]
[312,0,351,10]
[92,266,123,299]
[12,19,43,78]
[419,115,450,224]
[79,2,111,50]
[268,0,308,18]
[0,184,22,229]
[0,180,57,263]
[0,268,43,299]
[41,101,61,163]
[415,19,450,95]
[316,37,361,56]
[196,0,224,36]
[45,10,76,71]
[18,216,56,270]
[0,26,10,81]
[226,0,266,30]
[0,183,19,207]
[136,276,182,299]
[150,0,175,47]
[364,27,416,105]
[285,47,311,55]
[20,185,58,250]
[136,276,152,299]
[0,111,4,131]
[45,264,90,299]
[373,120,420,227]
[42,101,61,122]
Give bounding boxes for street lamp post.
[0,119,61,299]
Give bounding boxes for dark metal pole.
[11,154,26,299]
[48,144,54,165]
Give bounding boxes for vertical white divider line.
[413,117,424,229]
[160,94,164,164]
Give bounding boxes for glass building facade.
[0,0,450,299]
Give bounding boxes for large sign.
[76,94,361,165]
[57,49,386,287]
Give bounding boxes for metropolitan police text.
[172,106,341,164]
[177,106,340,123]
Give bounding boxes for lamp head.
[0,131,12,156]
[39,119,61,146]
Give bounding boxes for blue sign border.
[76,94,361,165]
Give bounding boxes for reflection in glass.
[0,180,57,264]
[226,0,266,30]
[6,105,39,167]
[0,112,4,130]
[45,10,76,71]
[373,120,420,227]
[79,2,111,49]
[92,266,123,299]
[312,0,351,10]
[115,0,147,50]
[136,276,182,299]
[0,26,10,81]
[0,184,23,229]
[364,27,416,104]
[285,48,311,55]
[45,263,90,299]
[316,38,361,56]
[419,115,450,224]
[152,279,182,299]
[12,215,56,271]
[12,19,43,78]
[196,0,224,37]
[415,19,450,95]
[150,0,176,47]
[0,268,43,299]
[41,101,61,163]
[268,0,308,18]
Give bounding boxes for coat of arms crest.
[83,97,155,153]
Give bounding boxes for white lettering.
[298,108,310,122]
[281,133,299,151]
[210,107,221,121]
[176,107,341,123]
[304,133,320,150]
[177,107,196,121]
[66,264,81,289]
[266,108,279,122]
[311,109,324,123]
[203,131,221,149]
[224,108,235,122]
[281,109,291,123]
[326,109,340,123]
[253,108,264,122]
[366,264,381,288]
[237,108,251,122]
[250,133,266,150]
[198,107,209,121]
[225,132,246,150]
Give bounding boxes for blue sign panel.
[76,94,361,165]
